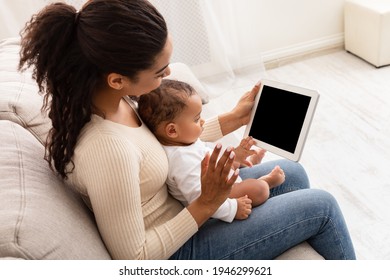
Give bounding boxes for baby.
[138,79,285,222]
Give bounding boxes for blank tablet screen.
[248,85,311,153]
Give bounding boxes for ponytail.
[19,0,168,179]
[19,3,77,72]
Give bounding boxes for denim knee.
[277,160,310,189]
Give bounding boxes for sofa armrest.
[0,121,111,259]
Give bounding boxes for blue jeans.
[170,159,356,260]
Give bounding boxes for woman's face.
[128,36,173,96]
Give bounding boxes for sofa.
[0,37,323,260]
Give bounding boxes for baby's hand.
[234,136,256,167]
[248,147,266,166]
[235,195,252,220]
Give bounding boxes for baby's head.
[138,79,204,146]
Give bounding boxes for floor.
[200,49,390,260]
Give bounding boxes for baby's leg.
[259,165,285,189]
[230,179,270,207]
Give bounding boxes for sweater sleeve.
[75,136,197,259]
[200,116,223,142]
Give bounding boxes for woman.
[19,0,355,260]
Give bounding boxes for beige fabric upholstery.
[345,0,390,67]
[275,242,324,260]
[0,37,51,144]
[0,120,111,259]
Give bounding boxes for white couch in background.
[345,0,390,67]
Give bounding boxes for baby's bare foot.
[259,166,285,189]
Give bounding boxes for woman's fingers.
[248,81,261,100]
[202,143,239,186]
[207,143,222,172]
[214,146,234,175]
[208,143,236,177]
[200,150,210,178]
[227,168,240,185]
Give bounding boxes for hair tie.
[74,10,80,25]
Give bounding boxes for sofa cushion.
[0,37,51,145]
[275,241,324,260]
[0,120,111,259]
[166,62,209,104]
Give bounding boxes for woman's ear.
[165,123,178,138]
[106,73,125,90]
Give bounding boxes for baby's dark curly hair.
[138,79,196,136]
[18,0,167,179]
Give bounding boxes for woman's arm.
[200,82,260,142]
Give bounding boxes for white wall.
[0,0,345,67]
[0,0,85,40]
[209,0,345,66]
[0,0,42,40]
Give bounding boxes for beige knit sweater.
[66,101,223,260]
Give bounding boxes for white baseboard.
[236,33,345,71]
[195,33,345,79]
[262,33,345,69]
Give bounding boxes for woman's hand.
[232,82,261,126]
[186,143,239,227]
[219,82,261,136]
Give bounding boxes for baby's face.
[173,94,205,145]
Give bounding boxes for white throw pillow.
[167,62,209,104]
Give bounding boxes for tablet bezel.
[244,79,319,161]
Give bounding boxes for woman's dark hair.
[19,0,168,179]
[138,79,196,134]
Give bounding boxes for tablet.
[244,79,319,161]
